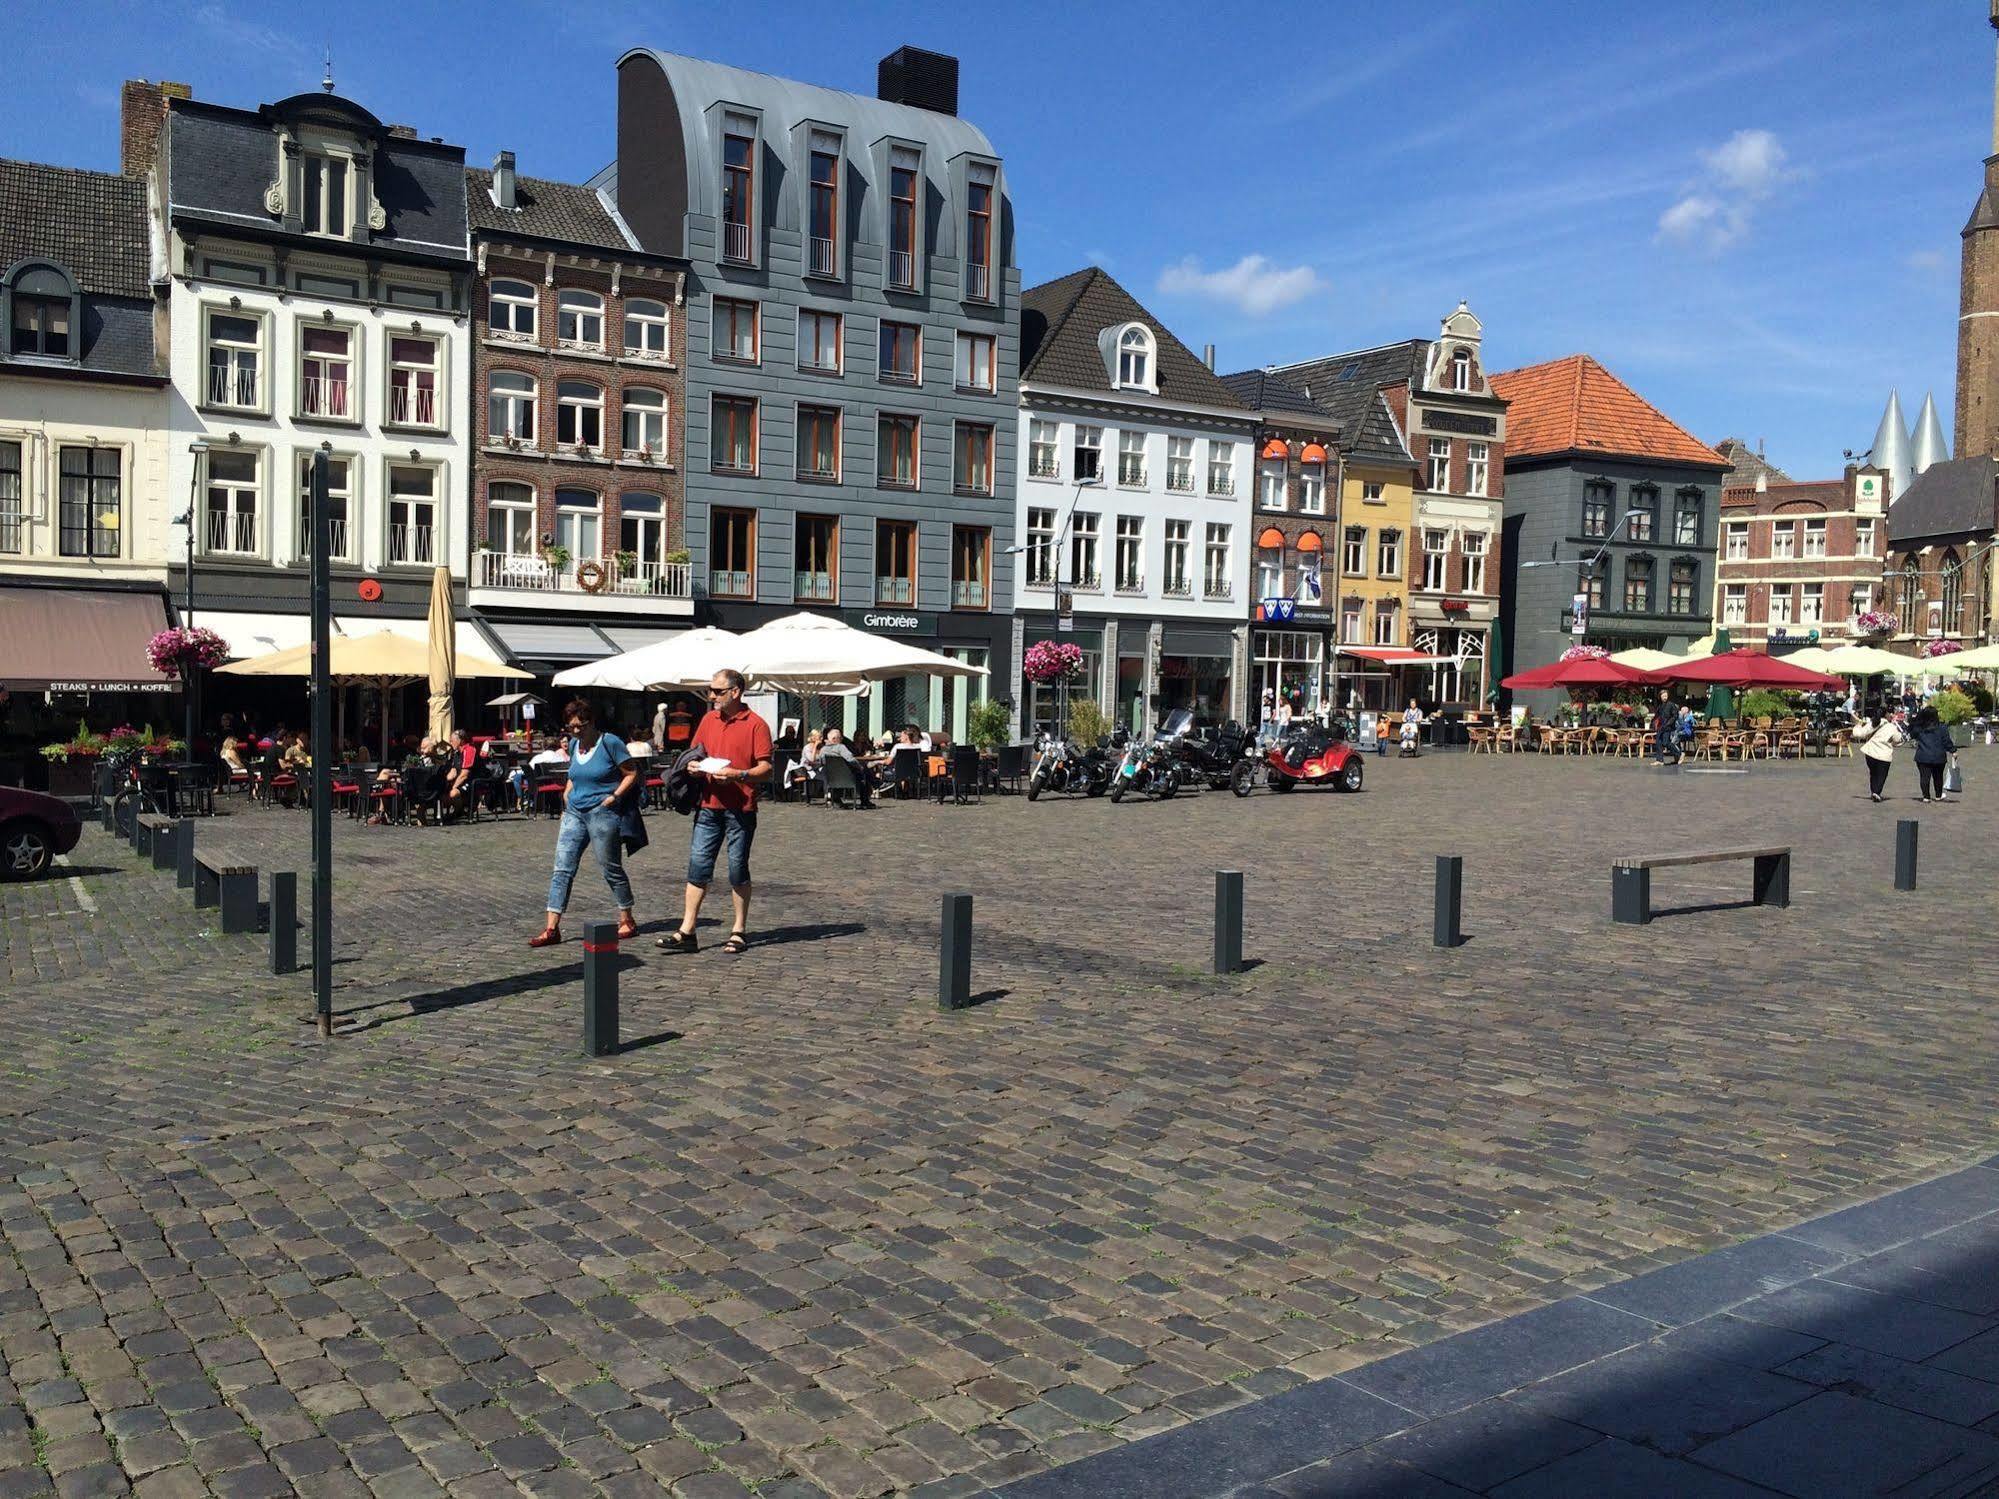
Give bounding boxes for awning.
[1161,626,1237,657]
[479,619,615,666]
[0,585,175,692]
[1260,438,1290,460]
[1338,646,1453,666]
[597,624,687,654]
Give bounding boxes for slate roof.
[466,169,635,252]
[1216,367,1323,421]
[1886,456,1999,543]
[0,158,151,298]
[1272,342,1425,459]
[1489,354,1724,469]
[1020,267,1244,410]
[1713,437,1791,489]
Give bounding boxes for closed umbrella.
[426,566,455,742]
[1484,618,1503,706]
[551,627,745,692]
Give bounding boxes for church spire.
[1957,4,1999,460]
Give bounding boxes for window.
[1115,515,1144,592]
[953,525,990,608]
[888,149,919,289]
[955,422,994,495]
[1941,551,1964,628]
[710,507,755,596]
[1259,459,1287,510]
[388,466,439,565]
[488,370,536,443]
[622,388,668,458]
[794,514,838,601]
[1803,518,1827,558]
[1029,419,1059,479]
[1723,583,1747,624]
[301,152,348,236]
[955,332,995,392]
[1800,581,1824,624]
[203,449,259,555]
[1165,437,1194,494]
[875,519,917,604]
[1116,325,1154,390]
[711,395,758,474]
[387,337,440,427]
[965,168,995,300]
[1450,347,1472,391]
[205,310,263,410]
[1341,603,1362,644]
[556,289,604,349]
[1850,584,1874,619]
[1204,523,1231,597]
[1675,489,1702,544]
[1900,555,1920,617]
[620,492,666,577]
[1669,559,1697,615]
[298,326,352,419]
[1463,531,1487,593]
[1362,481,1385,503]
[1585,562,1606,611]
[1624,555,1653,612]
[877,414,919,488]
[1422,528,1449,590]
[1377,528,1401,578]
[798,310,842,374]
[1207,441,1234,496]
[876,321,924,386]
[1855,518,1876,556]
[12,292,70,357]
[1772,522,1795,560]
[1070,512,1101,588]
[1118,430,1147,487]
[1256,530,1283,598]
[1299,461,1325,514]
[713,299,759,363]
[1627,486,1656,542]
[557,380,604,452]
[808,139,839,277]
[1582,483,1611,537]
[1026,507,1056,586]
[1162,519,1190,596]
[796,404,840,480]
[56,446,120,558]
[722,128,755,264]
[0,440,20,553]
[1296,534,1324,603]
[490,278,536,339]
[624,298,670,360]
[1074,426,1103,484]
[1342,525,1366,576]
[1427,438,1450,492]
[485,481,534,556]
[296,453,353,562]
[1467,441,1489,498]
[1724,520,1749,560]
[1373,600,1398,646]
[554,489,601,565]
[1769,584,1793,627]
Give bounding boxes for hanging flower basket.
[1854,610,1898,637]
[1559,643,1611,662]
[146,626,230,677]
[1921,638,1964,659]
[1022,640,1086,684]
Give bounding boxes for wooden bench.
[193,849,259,934]
[143,816,181,872]
[134,812,173,859]
[1613,846,1790,925]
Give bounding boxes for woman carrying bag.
[530,699,641,948]
[1910,704,1958,803]
[1856,707,1907,803]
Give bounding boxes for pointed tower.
[1955,1,1999,458]
[1869,391,1915,501]
[1912,391,1950,474]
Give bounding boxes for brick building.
[464,154,694,673]
[1714,466,1889,650]
[1881,457,1998,651]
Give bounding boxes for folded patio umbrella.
[1655,648,1844,691]
[1500,657,1662,690]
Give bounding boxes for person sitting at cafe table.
[443,728,479,813]
[818,728,876,807]
[787,729,824,793]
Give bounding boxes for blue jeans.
[687,807,756,889]
[546,803,633,913]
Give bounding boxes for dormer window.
[1115,325,1155,391]
[888,147,920,290]
[965,164,995,302]
[1450,347,1472,391]
[6,263,79,360]
[721,119,756,265]
[807,131,840,279]
[301,152,350,237]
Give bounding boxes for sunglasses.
[706,686,734,697]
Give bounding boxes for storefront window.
[1158,653,1232,726]
[1024,636,1102,737]
[1254,629,1322,720]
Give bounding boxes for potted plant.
[39,719,107,796]
[966,699,1012,753]
[1854,609,1898,638]
[613,549,638,578]
[543,543,572,571]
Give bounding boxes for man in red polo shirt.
[658,668,772,956]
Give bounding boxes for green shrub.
[1932,688,1978,726]
[966,699,1012,751]
[1959,681,1994,715]
[1066,697,1111,747]
[1739,689,1798,719]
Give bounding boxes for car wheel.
[1231,762,1257,798]
[1,820,54,881]
[1339,758,1364,793]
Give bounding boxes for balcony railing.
[1029,455,1060,479]
[966,261,991,300]
[1115,573,1145,596]
[875,577,914,605]
[207,365,259,409]
[477,550,692,598]
[1167,471,1195,494]
[952,580,987,609]
[1118,459,1147,487]
[887,249,915,289]
[205,510,258,555]
[1072,568,1101,591]
[794,571,836,602]
[0,510,21,554]
[1208,476,1235,497]
[1164,577,1192,598]
[722,220,752,264]
[1204,577,1232,599]
[298,517,352,562]
[388,524,435,566]
[710,567,752,597]
[301,375,351,419]
[808,236,836,276]
[389,385,438,427]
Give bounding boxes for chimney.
[1202,343,1216,371]
[877,46,959,116]
[494,150,517,210]
[1755,471,1768,493]
[121,79,189,179]
[386,124,417,139]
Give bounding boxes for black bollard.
[1895,818,1918,892]
[582,919,619,1056]
[151,821,180,873]
[176,820,196,891]
[268,871,297,975]
[1434,855,1464,948]
[939,893,973,1010]
[99,799,114,834]
[1214,870,1244,975]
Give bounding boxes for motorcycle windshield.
[1158,708,1194,739]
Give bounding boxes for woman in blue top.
[530,698,641,948]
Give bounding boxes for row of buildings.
[5,40,1996,749]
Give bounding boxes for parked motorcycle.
[1156,710,1258,795]
[1107,728,1183,803]
[1026,732,1110,800]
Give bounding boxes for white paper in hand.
[695,756,732,774]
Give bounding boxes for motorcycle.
[1156,710,1258,796]
[1107,728,1183,803]
[1026,732,1110,800]
[1262,716,1364,794]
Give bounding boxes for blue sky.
[5,0,1987,476]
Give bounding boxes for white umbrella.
[732,612,987,693]
[551,627,745,692]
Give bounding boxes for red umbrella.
[1501,657,1663,690]
[1655,648,1844,690]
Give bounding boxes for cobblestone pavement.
[1,751,1995,1497]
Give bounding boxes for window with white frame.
[1163,519,1190,595]
[1029,419,1059,479]
[489,278,536,339]
[1362,481,1385,502]
[1467,441,1489,498]
[1026,506,1056,586]
[1070,511,1101,588]
[1342,525,1366,576]
[1114,515,1144,592]
[1463,530,1488,592]
[620,492,667,576]
[1299,461,1325,513]
[56,446,120,559]
[1116,325,1155,390]
[1167,436,1194,493]
[621,388,667,458]
[203,449,260,555]
[1204,523,1231,596]
[1256,532,1283,598]
[1674,488,1702,544]
[553,488,600,565]
[1428,438,1450,491]
[296,452,353,562]
[1723,582,1747,624]
[1802,518,1827,558]
[1769,584,1793,626]
[1450,347,1472,391]
[1118,430,1147,487]
[388,465,439,565]
[0,440,21,554]
[387,336,440,427]
[1800,582,1824,623]
[1259,458,1286,510]
[1772,522,1795,559]
[1855,518,1876,556]
[298,326,353,419]
[488,370,536,444]
[557,289,604,349]
[1725,520,1749,559]
[1297,538,1324,603]
[1073,425,1103,484]
[1377,528,1401,578]
[1850,583,1873,618]
[624,298,670,360]
[1422,528,1449,590]
[300,152,350,237]
[798,309,842,374]
[557,380,604,452]
[205,310,263,410]
[1207,441,1234,495]
[955,331,995,392]
[1341,603,1362,643]
[1373,599,1398,645]
[485,481,535,556]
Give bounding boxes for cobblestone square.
[2,752,1994,1496]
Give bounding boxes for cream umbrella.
[1940,642,1999,671]
[732,612,987,690]
[551,627,745,692]
[1608,646,1683,671]
[426,567,456,742]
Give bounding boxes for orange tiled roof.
[1488,354,1725,468]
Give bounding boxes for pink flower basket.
[146,627,230,677]
[1022,640,1086,684]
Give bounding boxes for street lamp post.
[177,441,208,754]
[1004,479,1092,740]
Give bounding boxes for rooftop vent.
[878,46,959,116]
[494,150,517,210]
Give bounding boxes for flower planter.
[45,756,97,798]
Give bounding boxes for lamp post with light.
[173,440,209,754]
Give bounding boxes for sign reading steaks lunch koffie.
[842,608,936,636]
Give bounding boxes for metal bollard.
[1434,855,1464,947]
[1895,819,1918,892]
[1214,870,1244,974]
[268,871,297,975]
[176,820,196,891]
[582,919,620,1056]
[99,798,115,834]
[939,893,973,1010]
[151,821,180,873]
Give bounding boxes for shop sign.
[843,608,935,636]
[49,680,176,694]
[1440,599,1470,613]
[1570,593,1590,636]
[1259,597,1296,623]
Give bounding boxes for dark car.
[0,784,82,880]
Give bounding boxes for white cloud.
[1157,255,1323,317]
[1658,129,1790,252]
[1906,248,1948,272]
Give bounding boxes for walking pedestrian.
[1652,689,1681,765]
[529,699,640,948]
[1857,706,1907,803]
[1909,704,1957,803]
[658,669,772,956]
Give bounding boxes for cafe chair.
[819,755,865,809]
[935,744,982,805]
